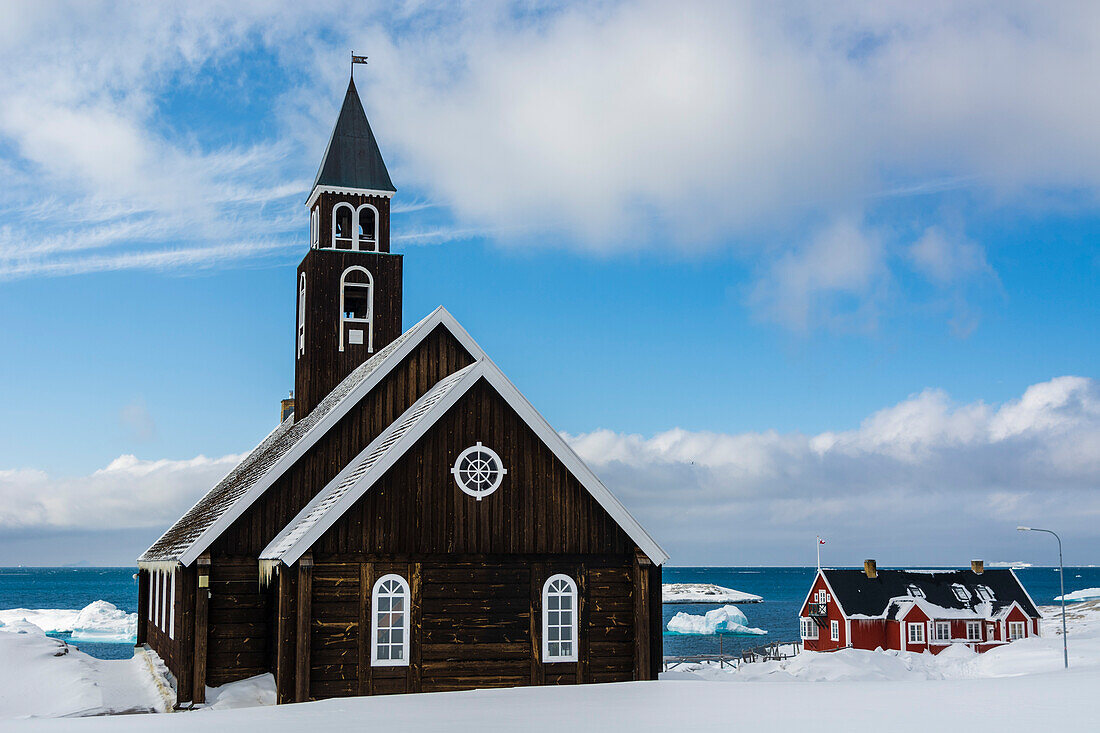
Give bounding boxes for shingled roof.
[820,568,1041,619]
[312,76,395,194]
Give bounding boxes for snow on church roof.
[138,309,443,565]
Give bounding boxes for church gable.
[261,358,667,566]
[316,376,636,557]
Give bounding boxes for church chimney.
[864,559,877,579]
[280,392,295,423]
[971,559,984,575]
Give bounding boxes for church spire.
[311,76,395,194]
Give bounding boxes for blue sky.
[0,1,1098,566]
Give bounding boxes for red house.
[799,560,1042,654]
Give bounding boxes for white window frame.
[331,202,355,248]
[966,620,981,641]
[310,208,319,248]
[451,442,507,500]
[907,584,926,598]
[975,585,994,602]
[800,617,818,640]
[355,203,380,252]
[339,266,373,353]
[1008,621,1026,641]
[816,589,828,604]
[907,622,925,645]
[370,574,410,667]
[951,584,971,602]
[148,570,155,622]
[168,568,176,639]
[542,574,578,663]
[297,273,307,358]
[934,621,951,641]
[830,619,840,642]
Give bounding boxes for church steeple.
[311,77,395,196]
[295,74,403,421]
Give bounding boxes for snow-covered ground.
[3,601,1099,729]
[662,583,762,603]
[666,605,766,635]
[0,601,137,642]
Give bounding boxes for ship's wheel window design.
[451,442,507,500]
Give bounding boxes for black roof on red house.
[819,568,1041,619]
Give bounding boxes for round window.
[451,442,507,500]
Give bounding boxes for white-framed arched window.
[310,208,319,249]
[297,273,307,358]
[542,574,578,662]
[355,203,379,251]
[371,574,410,666]
[332,202,354,248]
[339,266,373,353]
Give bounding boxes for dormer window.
[339,266,373,353]
[951,584,972,602]
[906,584,925,598]
[975,585,994,602]
[332,203,354,248]
[356,204,378,251]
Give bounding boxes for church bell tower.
[294,76,402,420]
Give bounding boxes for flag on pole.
[816,536,825,569]
[818,537,826,545]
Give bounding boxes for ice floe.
[662,583,763,604]
[666,605,767,636]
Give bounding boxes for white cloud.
[907,227,992,285]
[0,454,241,532]
[566,376,1100,563]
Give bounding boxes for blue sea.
[2,566,1097,661]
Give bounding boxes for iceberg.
[0,601,137,643]
[1055,588,1100,603]
[666,605,767,636]
[663,583,763,603]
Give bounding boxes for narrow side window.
[542,574,578,662]
[297,273,307,358]
[168,568,176,639]
[310,208,319,248]
[371,574,410,666]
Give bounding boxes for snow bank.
[0,620,164,718]
[0,601,137,643]
[662,583,763,604]
[666,605,766,636]
[203,674,276,711]
[1055,587,1100,602]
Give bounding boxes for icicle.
[258,559,281,589]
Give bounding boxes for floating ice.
[666,605,767,636]
[0,601,137,643]
[663,583,763,604]
[1055,588,1100,603]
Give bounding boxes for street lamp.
[1017,526,1068,668]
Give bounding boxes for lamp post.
[1017,526,1068,669]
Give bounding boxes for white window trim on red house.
[830,619,840,642]
[907,622,926,645]
[800,617,818,640]
[1008,621,1027,641]
[798,570,849,620]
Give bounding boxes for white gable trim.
[174,306,481,566]
[1009,568,1044,619]
[801,570,849,618]
[262,359,669,567]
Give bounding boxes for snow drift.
[666,605,767,636]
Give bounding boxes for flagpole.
[816,536,821,570]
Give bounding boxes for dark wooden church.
[137,74,668,707]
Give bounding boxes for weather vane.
[351,53,368,75]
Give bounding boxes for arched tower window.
[339,266,373,353]
[542,574,578,662]
[332,203,354,248]
[355,204,379,251]
[297,273,306,358]
[310,208,319,249]
[371,574,410,666]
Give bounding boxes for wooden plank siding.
[206,557,272,688]
[298,558,642,698]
